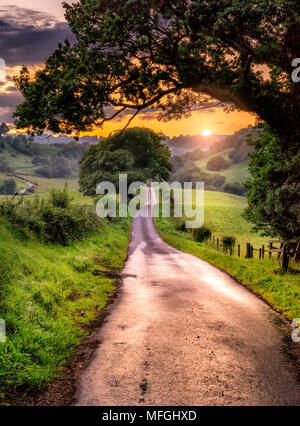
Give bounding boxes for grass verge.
[155,217,300,321]
[0,214,131,399]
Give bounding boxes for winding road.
[76,198,300,406]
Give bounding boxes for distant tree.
[174,160,225,190]
[0,123,9,137]
[35,166,52,178]
[171,156,184,172]
[0,178,17,195]
[3,135,13,144]
[79,128,172,195]
[223,182,247,196]
[35,157,72,178]
[0,157,13,173]
[185,148,205,162]
[206,156,228,171]
[32,156,49,166]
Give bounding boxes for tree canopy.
[14,0,299,146]
[244,125,300,240]
[79,127,172,194]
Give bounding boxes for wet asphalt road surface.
[76,213,300,406]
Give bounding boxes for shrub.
[222,236,236,251]
[174,218,187,232]
[32,156,49,166]
[223,182,247,196]
[0,187,103,245]
[0,178,17,195]
[206,156,228,171]
[49,185,73,209]
[0,157,13,173]
[193,226,212,242]
[26,186,35,194]
[35,166,51,178]
[35,158,72,178]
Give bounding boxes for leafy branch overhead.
[14,0,299,145]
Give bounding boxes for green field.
[21,175,79,193]
[196,150,250,185]
[179,190,268,250]
[155,190,300,320]
[0,194,131,397]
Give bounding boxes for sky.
[0,1,256,138]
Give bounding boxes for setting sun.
[202,129,212,137]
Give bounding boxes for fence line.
[206,237,299,270]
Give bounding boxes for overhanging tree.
[13,0,300,237]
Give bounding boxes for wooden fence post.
[238,244,241,257]
[281,244,289,272]
[217,238,219,251]
[251,245,254,258]
[269,242,273,259]
[246,243,251,258]
[278,242,283,260]
[259,248,262,259]
[262,245,265,259]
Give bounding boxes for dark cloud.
[0,5,75,66]
[0,92,23,107]
[0,92,23,122]
[0,107,14,122]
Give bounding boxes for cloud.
[0,92,23,107]
[0,91,23,122]
[0,106,15,122]
[0,5,75,66]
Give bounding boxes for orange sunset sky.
[0,0,257,138]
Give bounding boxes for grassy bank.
[0,209,131,397]
[155,191,299,320]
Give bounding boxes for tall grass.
[0,194,131,396]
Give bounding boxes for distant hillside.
[0,134,90,179]
[33,134,101,145]
[165,134,228,156]
[171,127,256,195]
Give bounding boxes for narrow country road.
[76,203,300,406]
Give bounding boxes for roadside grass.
[0,211,131,395]
[155,190,300,320]
[190,190,267,249]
